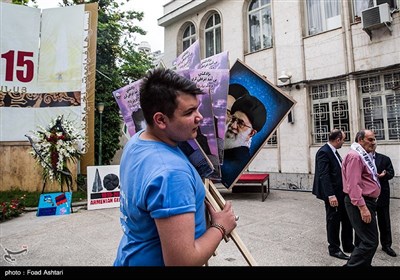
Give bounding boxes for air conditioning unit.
[361,3,392,30]
[361,3,392,39]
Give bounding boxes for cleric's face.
[226,95,236,123]
[224,111,253,149]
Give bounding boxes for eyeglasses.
[229,116,252,130]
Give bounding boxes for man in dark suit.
[312,129,354,260]
[373,147,397,257]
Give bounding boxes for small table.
[234,173,270,202]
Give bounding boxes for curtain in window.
[248,0,271,52]
[261,7,272,48]
[325,0,340,18]
[205,13,221,58]
[307,0,323,35]
[183,23,196,51]
[353,0,374,17]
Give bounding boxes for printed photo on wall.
[87,165,120,210]
[220,59,296,189]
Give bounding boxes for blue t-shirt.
[114,131,206,266]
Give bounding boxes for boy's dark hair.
[140,68,203,126]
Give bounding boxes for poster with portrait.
[177,68,230,178]
[112,73,215,179]
[112,79,144,137]
[220,59,296,189]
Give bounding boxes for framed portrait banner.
[220,59,296,188]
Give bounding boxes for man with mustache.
[342,129,381,267]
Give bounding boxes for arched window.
[205,13,221,57]
[183,23,196,51]
[248,0,272,52]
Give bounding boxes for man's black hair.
[139,68,203,126]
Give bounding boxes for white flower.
[29,115,84,186]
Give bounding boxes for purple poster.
[177,69,222,177]
[112,80,144,137]
[173,40,201,70]
[112,70,215,179]
[197,51,230,70]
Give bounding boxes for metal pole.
[97,102,104,166]
[99,111,103,165]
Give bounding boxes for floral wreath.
[29,115,84,187]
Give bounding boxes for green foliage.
[23,0,153,165]
[12,0,31,5]
[63,0,153,165]
[0,187,88,221]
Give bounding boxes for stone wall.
[269,172,400,199]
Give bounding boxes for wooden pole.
[204,179,258,266]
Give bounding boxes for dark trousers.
[324,200,354,254]
[377,204,393,248]
[344,195,378,267]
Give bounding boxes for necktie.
[335,151,342,163]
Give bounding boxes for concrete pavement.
[1,187,399,267]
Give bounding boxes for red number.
[16,51,34,82]
[1,50,14,81]
[1,50,34,83]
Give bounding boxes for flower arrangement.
[29,115,84,188]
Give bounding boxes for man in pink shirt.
[342,129,381,266]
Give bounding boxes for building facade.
[158,0,400,196]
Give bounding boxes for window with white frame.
[359,71,400,141]
[248,0,272,52]
[376,0,398,9]
[205,13,222,58]
[306,0,341,36]
[311,81,350,144]
[266,131,277,146]
[352,0,374,20]
[183,23,196,52]
[352,1,398,23]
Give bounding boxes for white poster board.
[0,3,88,142]
[87,165,120,210]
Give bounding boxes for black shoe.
[330,251,350,260]
[343,246,355,254]
[383,247,397,257]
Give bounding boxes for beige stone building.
[158,0,400,196]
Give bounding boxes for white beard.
[224,128,251,150]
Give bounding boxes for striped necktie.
[335,151,342,163]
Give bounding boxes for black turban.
[231,94,267,132]
[229,83,249,99]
